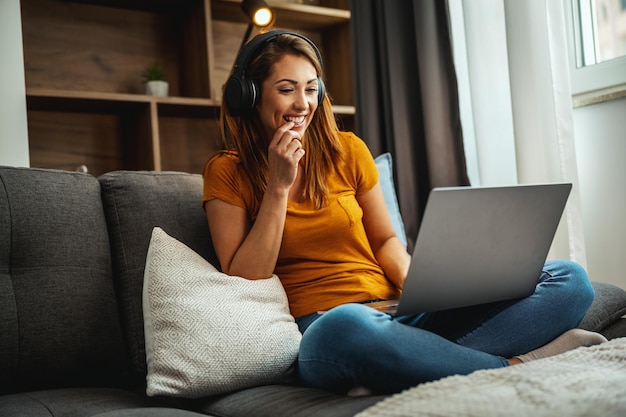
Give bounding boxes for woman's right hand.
[267,121,306,191]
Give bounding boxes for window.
[566,0,626,97]
[574,0,626,66]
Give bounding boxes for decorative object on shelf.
[142,63,169,97]
[240,0,275,48]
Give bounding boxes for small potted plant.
[142,63,169,97]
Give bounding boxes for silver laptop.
[371,183,572,316]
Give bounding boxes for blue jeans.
[297,260,595,394]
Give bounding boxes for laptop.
[370,182,572,316]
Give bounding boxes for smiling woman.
[200,29,605,396]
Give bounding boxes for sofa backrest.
[99,171,216,377]
[0,166,128,393]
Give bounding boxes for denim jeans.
[297,260,595,394]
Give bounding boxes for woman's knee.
[547,259,593,295]
[297,303,388,392]
[544,259,595,319]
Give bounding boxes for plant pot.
[145,80,169,97]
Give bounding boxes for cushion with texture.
[143,227,301,398]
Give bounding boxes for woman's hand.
[267,121,305,191]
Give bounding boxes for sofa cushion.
[99,171,217,377]
[0,387,188,417]
[600,318,626,340]
[579,281,626,333]
[143,228,301,398]
[92,408,209,417]
[197,385,386,417]
[0,166,127,394]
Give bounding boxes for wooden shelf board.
[332,104,355,115]
[63,0,202,14]
[26,88,219,114]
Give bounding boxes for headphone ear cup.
[317,77,326,105]
[225,75,257,116]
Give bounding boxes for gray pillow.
[579,281,626,332]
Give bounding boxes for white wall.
[0,0,30,167]
[573,97,626,289]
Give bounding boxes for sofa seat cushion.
[196,385,386,417]
[0,167,127,393]
[92,408,209,417]
[0,388,196,417]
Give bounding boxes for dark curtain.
[350,0,470,249]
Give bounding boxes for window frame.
[564,0,626,101]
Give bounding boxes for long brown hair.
[220,32,343,209]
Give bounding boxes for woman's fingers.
[270,122,304,159]
[267,122,305,188]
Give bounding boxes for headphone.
[224,30,326,116]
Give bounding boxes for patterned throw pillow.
[143,227,301,398]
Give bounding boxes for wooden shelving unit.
[20,0,353,176]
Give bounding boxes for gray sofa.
[1,165,625,417]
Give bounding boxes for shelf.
[331,104,355,115]
[26,88,218,114]
[21,0,211,99]
[21,0,353,175]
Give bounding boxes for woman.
[203,30,606,395]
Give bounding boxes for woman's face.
[256,53,320,142]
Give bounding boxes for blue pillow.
[374,153,408,248]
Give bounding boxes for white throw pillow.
[143,227,301,398]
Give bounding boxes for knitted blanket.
[357,337,626,417]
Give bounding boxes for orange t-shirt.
[203,131,400,317]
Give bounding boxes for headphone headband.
[225,30,325,116]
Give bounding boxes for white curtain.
[0,0,30,167]
[451,0,587,265]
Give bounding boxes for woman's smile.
[283,115,307,127]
